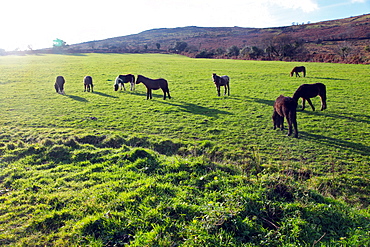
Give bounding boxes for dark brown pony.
[292,83,327,111]
[136,75,171,100]
[114,74,135,91]
[273,95,298,138]
[290,66,306,77]
[54,76,65,94]
[84,76,93,92]
[212,73,230,96]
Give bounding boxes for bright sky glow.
[0,0,369,51]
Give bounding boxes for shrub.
[101,134,125,148]
[46,145,71,163]
[153,139,182,155]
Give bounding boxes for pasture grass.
[0,53,369,246]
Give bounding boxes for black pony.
[292,83,327,111]
[84,76,93,92]
[290,66,306,77]
[136,75,171,100]
[54,76,65,94]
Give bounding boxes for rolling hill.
[53,14,370,63]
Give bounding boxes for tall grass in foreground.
[0,54,369,246]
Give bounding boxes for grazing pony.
[114,74,135,91]
[290,66,306,77]
[136,75,171,100]
[292,83,327,111]
[83,76,93,92]
[273,95,298,138]
[54,76,65,94]
[212,73,230,96]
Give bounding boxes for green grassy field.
[0,53,369,246]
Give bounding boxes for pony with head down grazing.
[212,73,230,96]
[292,83,327,111]
[114,74,135,91]
[136,75,171,100]
[83,76,93,92]
[290,66,306,77]
[54,76,65,94]
[272,95,298,138]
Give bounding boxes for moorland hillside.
[59,14,370,63]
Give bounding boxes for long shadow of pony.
[94,91,118,98]
[245,96,275,107]
[159,100,233,118]
[302,111,370,125]
[300,132,370,156]
[312,77,349,81]
[66,95,88,102]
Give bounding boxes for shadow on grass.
[245,96,275,107]
[159,100,233,118]
[93,91,118,98]
[300,131,370,156]
[131,91,168,99]
[311,77,349,81]
[130,90,233,117]
[65,94,88,102]
[300,110,370,125]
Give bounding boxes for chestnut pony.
[272,95,298,138]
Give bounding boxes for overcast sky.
[0,0,369,51]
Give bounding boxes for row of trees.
[7,35,359,64]
[168,35,362,63]
[171,35,308,61]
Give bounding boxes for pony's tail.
[319,84,327,110]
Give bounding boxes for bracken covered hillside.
[62,14,370,63]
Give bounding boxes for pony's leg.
[146,89,150,99]
[227,84,230,96]
[217,86,221,96]
[167,90,171,99]
[320,96,327,110]
[301,99,306,111]
[306,98,315,111]
[91,84,93,93]
[285,113,294,136]
[123,83,126,91]
[162,89,166,100]
[280,117,284,131]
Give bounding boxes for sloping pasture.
[0,54,369,246]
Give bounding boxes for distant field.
[0,54,369,246]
